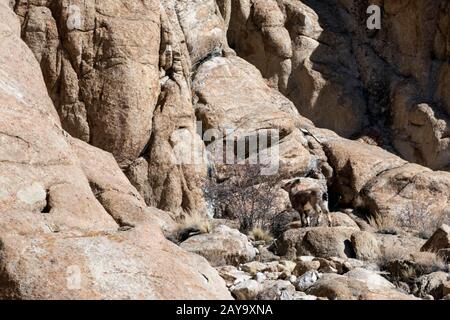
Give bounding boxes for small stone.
[277,271,291,280]
[297,256,315,263]
[421,224,450,253]
[265,272,282,280]
[441,281,450,297]
[240,261,268,275]
[314,257,344,274]
[437,248,450,262]
[216,266,252,287]
[258,280,296,300]
[293,260,321,276]
[255,272,267,283]
[295,270,320,291]
[230,280,261,300]
[278,260,297,273]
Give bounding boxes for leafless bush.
[204,164,289,235]
[398,204,450,239]
[368,205,450,238]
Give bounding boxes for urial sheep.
[282,178,331,227]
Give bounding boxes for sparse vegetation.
[367,213,399,235]
[167,213,212,244]
[379,249,448,285]
[178,213,213,234]
[204,163,289,236]
[398,206,450,239]
[248,227,274,243]
[368,206,450,239]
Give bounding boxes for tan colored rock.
[0,224,232,300]
[376,234,426,259]
[351,231,381,261]
[272,227,313,259]
[293,260,321,277]
[240,261,269,275]
[15,0,209,217]
[17,0,161,166]
[323,138,407,205]
[226,0,450,169]
[306,273,416,300]
[442,281,450,297]
[319,212,360,229]
[391,85,450,169]
[216,266,252,287]
[180,225,257,267]
[230,279,261,300]
[257,280,296,300]
[0,3,231,299]
[176,0,230,65]
[413,272,450,299]
[345,268,395,292]
[193,55,318,176]
[421,224,450,253]
[361,164,450,230]
[278,260,297,274]
[297,227,359,259]
[322,136,450,231]
[227,0,367,138]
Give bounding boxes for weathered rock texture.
[181,225,257,267]
[1,0,450,300]
[0,0,231,299]
[225,0,450,170]
[421,224,450,253]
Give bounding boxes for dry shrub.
[378,245,410,265]
[204,163,288,235]
[409,252,447,273]
[368,214,399,235]
[248,227,274,243]
[177,213,212,234]
[379,249,448,284]
[167,213,212,244]
[368,206,450,238]
[398,205,450,239]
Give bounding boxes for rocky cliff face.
[0,0,449,300]
[224,0,450,170]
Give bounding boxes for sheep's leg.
[319,198,331,227]
[302,213,309,227]
[327,213,333,227]
[314,203,322,226]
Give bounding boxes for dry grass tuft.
[248,227,273,243]
[367,207,450,239]
[177,213,212,234]
[368,214,399,235]
[378,248,448,284]
[166,213,212,244]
